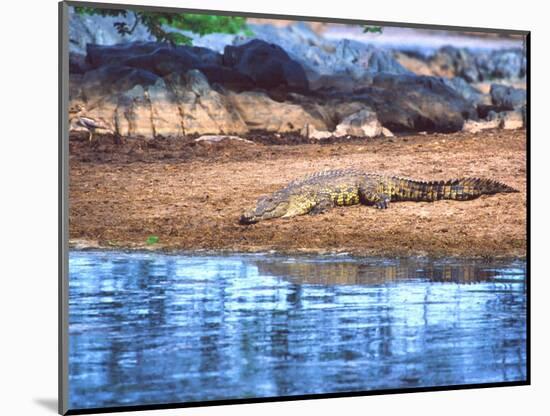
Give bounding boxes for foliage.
[146,236,159,245]
[75,7,250,45]
[363,25,383,34]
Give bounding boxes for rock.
[223,39,309,91]
[394,52,435,76]
[86,42,162,68]
[114,84,156,137]
[496,111,524,130]
[490,84,526,110]
[463,119,500,133]
[350,74,476,133]
[334,109,383,138]
[147,79,184,137]
[381,127,394,137]
[308,72,373,93]
[442,77,490,106]
[429,46,480,82]
[300,124,333,140]
[233,24,408,87]
[195,135,255,144]
[166,70,248,135]
[334,39,407,75]
[427,46,526,82]
[464,109,524,133]
[69,52,88,74]
[195,64,255,91]
[229,90,328,133]
[69,74,84,101]
[189,46,223,66]
[476,49,526,80]
[81,65,160,99]
[121,46,200,76]
[79,69,249,138]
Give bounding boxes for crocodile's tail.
[391,177,519,202]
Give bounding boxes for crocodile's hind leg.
[358,187,391,209]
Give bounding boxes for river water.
[68,251,527,410]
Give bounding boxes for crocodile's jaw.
[239,208,285,224]
[239,199,290,224]
[239,213,260,224]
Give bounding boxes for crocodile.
[239,169,519,224]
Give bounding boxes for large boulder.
[490,84,526,110]
[223,39,309,91]
[348,74,476,133]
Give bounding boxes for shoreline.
[68,240,527,261]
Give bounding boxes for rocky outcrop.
[68,18,527,139]
[83,70,249,138]
[346,74,476,133]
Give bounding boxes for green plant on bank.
[146,236,159,245]
[363,25,383,34]
[75,7,251,45]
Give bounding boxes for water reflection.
[254,257,526,285]
[68,251,527,410]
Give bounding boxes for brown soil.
[69,129,527,258]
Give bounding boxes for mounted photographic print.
[59,1,530,414]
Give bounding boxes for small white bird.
[69,104,114,142]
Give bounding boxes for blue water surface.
[68,251,527,409]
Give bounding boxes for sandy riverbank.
[69,129,526,258]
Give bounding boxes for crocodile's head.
[239,193,290,225]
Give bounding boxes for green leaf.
[363,25,383,34]
[165,32,193,46]
[146,236,159,245]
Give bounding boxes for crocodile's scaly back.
[239,169,519,224]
